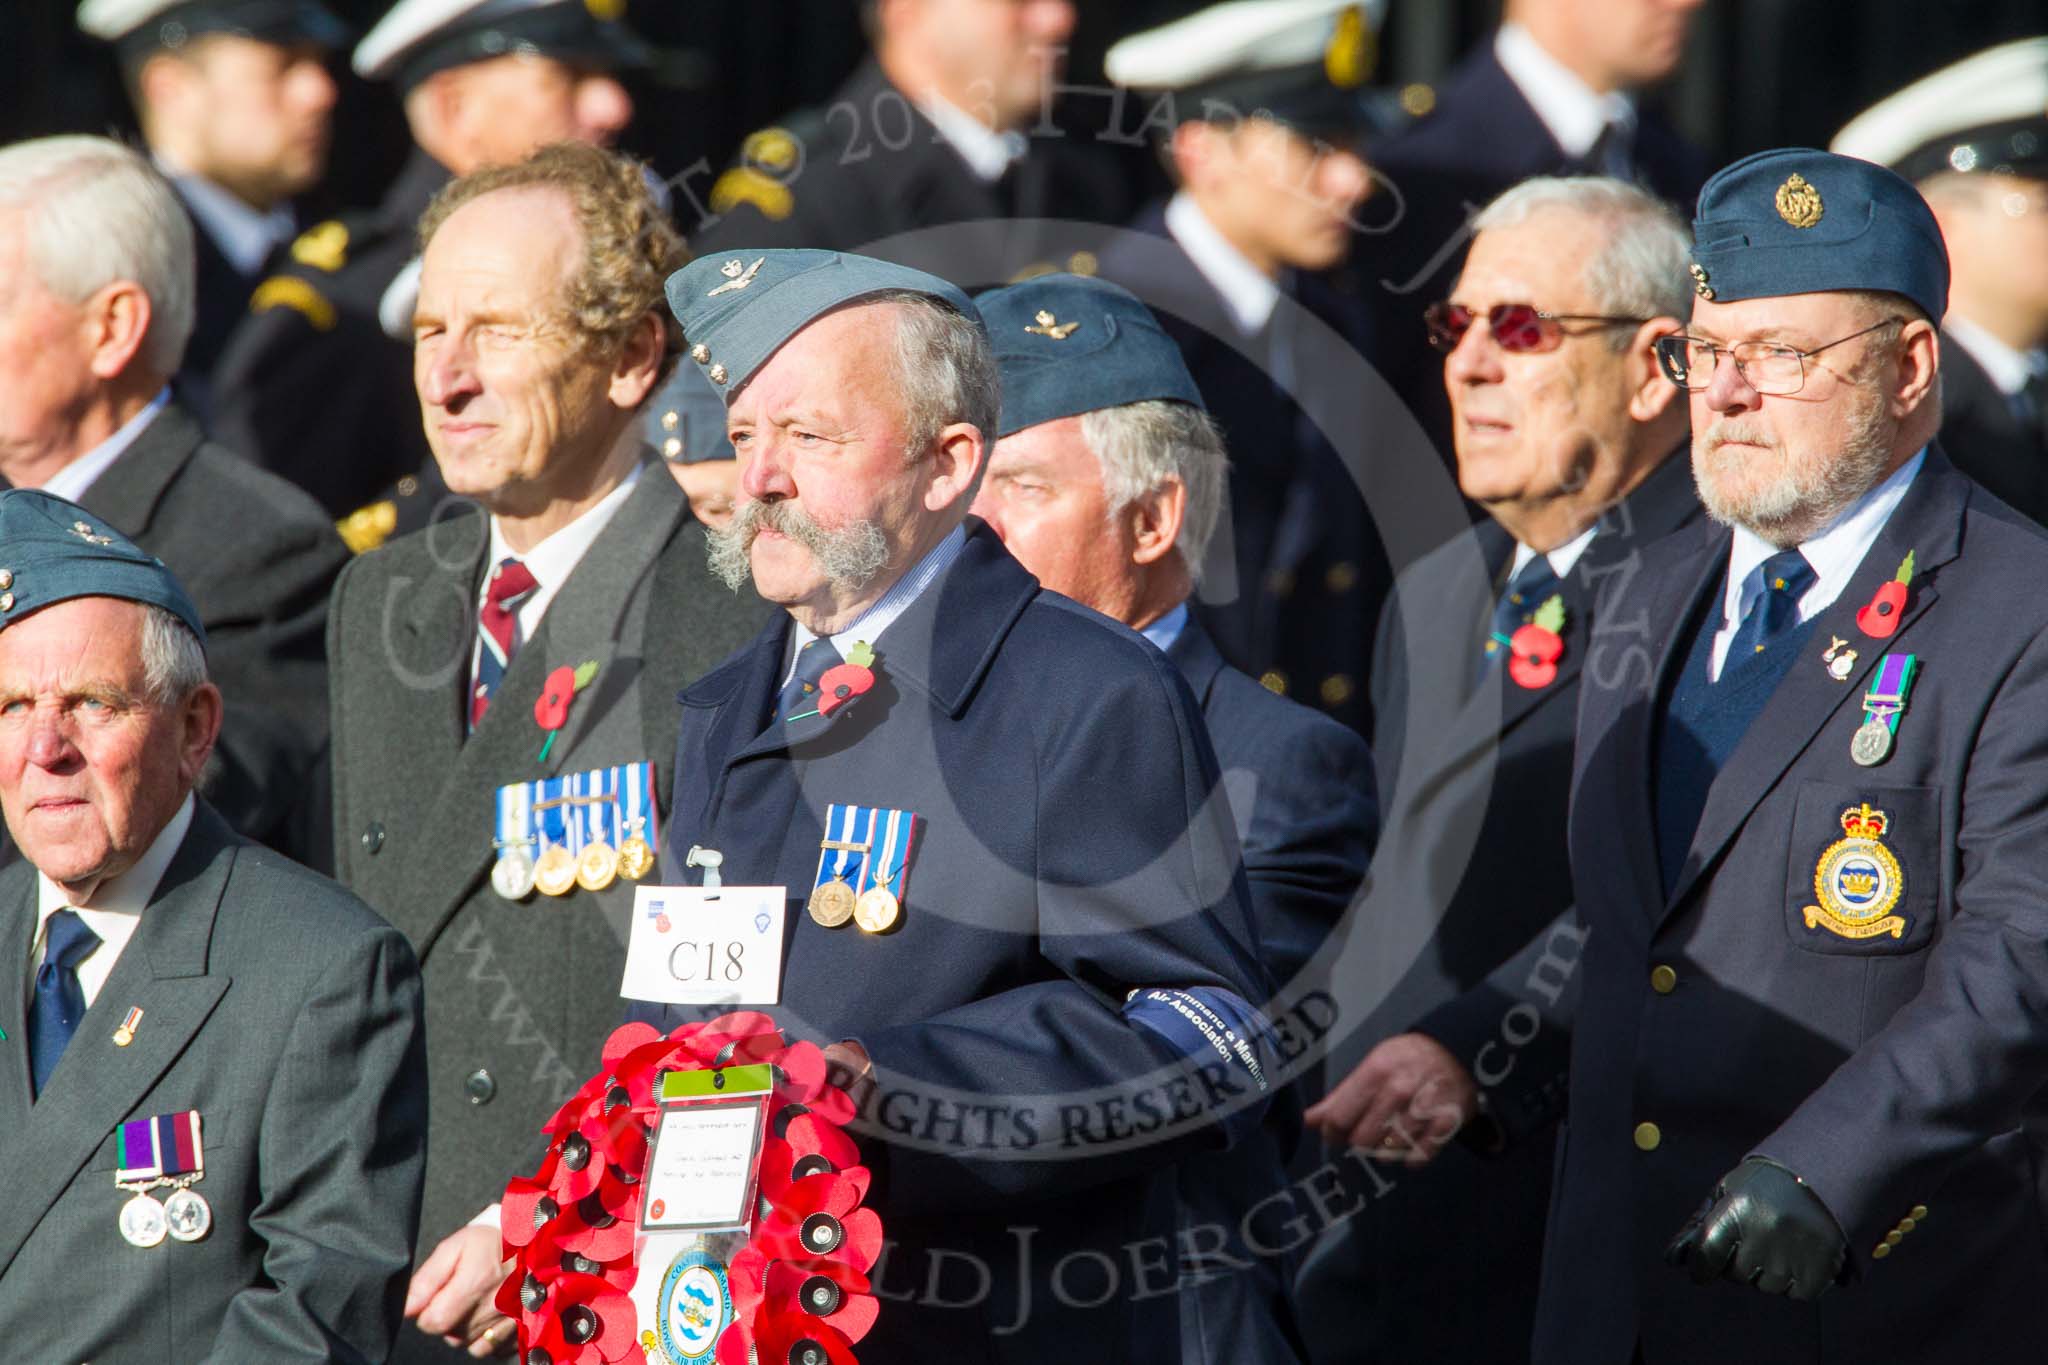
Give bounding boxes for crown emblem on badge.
[1776,173,1824,229]
[1024,310,1081,340]
[707,257,765,296]
[1840,803,1887,839]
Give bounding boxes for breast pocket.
[1783,781,1940,956]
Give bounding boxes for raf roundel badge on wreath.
[1803,803,1908,941]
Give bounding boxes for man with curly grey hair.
[323,141,760,1362]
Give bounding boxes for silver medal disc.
[1850,718,1893,767]
[120,1192,168,1248]
[492,847,537,901]
[164,1187,212,1243]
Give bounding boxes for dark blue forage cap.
[1687,148,1949,324]
[664,250,981,402]
[975,274,1206,438]
[0,490,206,646]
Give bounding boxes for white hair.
[0,135,196,376]
[872,291,1003,476]
[1471,175,1693,345]
[1080,399,1228,581]
[140,605,208,705]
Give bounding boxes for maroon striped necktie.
[471,557,538,730]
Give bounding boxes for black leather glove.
[1665,1156,1848,1300]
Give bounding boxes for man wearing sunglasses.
[1361,149,2048,1364]
[1297,175,1699,1365]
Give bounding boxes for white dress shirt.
[921,95,1028,184]
[1494,22,1637,160]
[27,795,195,1009]
[471,464,645,682]
[1708,448,1926,681]
[39,388,172,505]
[1164,191,1283,335]
[1508,522,1601,584]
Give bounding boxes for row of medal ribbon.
[493,763,659,901]
[116,1110,212,1249]
[807,803,916,934]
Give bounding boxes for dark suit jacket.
[1938,334,2048,526]
[686,58,1134,270]
[1099,203,1398,733]
[77,401,349,866]
[1353,42,1708,461]
[1165,616,1376,1365]
[1545,448,2048,1365]
[1294,451,1700,1365]
[631,521,1271,1363]
[327,467,762,1361]
[0,801,426,1362]
[212,150,451,519]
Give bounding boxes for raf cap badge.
[707,257,765,297]
[1776,172,1825,229]
[1023,310,1081,340]
[1803,804,1907,941]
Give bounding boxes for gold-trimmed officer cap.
[1105,0,1400,140]
[353,0,649,88]
[1832,37,2048,184]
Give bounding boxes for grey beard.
[706,498,891,593]
[1693,389,1896,548]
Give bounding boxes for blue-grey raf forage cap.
[975,274,1206,438]
[1687,147,1950,324]
[665,249,982,400]
[0,490,206,646]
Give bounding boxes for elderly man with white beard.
[1311,148,2048,1365]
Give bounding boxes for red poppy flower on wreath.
[1507,624,1565,689]
[501,1015,878,1363]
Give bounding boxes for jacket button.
[1872,1242,1891,1259]
[360,823,385,855]
[1633,1122,1662,1151]
[465,1068,496,1105]
[1898,1216,1915,1233]
[1650,964,1678,994]
[1911,1204,1928,1220]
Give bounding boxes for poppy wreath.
[497,1013,882,1364]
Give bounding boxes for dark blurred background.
[6,0,2044,223]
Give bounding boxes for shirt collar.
[920,94,1027,184]
[1493,23,1636,158]
[37,794,195,925]
[1943,316,2045,397]
[1509,521,1601,583]
[1165,191,1284,334]
[1139,601,1190,653]
[1722,446,1927,632]
[40,388,172,505]
[787,523,970,672]
[484,463,644,597]
[155,156,295,278]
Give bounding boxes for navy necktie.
[1481,554,1565,680]
[775,637,844,724]
[1725,548,1817,667]
[30,909,101,1098]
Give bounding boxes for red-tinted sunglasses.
[1425,301,1652,354]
